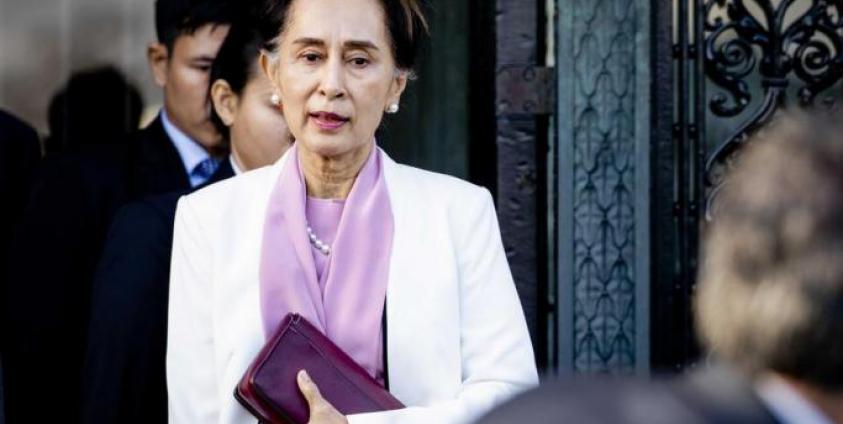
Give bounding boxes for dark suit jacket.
[477,366,779,424]
[80,160,234,424]
[0,110,40,301]
[0,110,40,423]
[670,365,781,424]
[1,116,197,423]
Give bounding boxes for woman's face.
[227,70,293,170]
[266,0,407,160]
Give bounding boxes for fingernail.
[298,369,310,383]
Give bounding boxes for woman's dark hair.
[208,24,266,141]
[256,0,429,71]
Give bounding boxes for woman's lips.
[309,112,349,131]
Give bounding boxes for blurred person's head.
[209,24,293,171]
[46,67,143,154]
[149,0,240,154]
[256,0,428,162]
[696,114,843,418]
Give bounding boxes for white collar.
[229,155,243,176]
[160,109,211,187]
[756,376,834,424]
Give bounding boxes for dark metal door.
[652,0,843,371]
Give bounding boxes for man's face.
[151,24,230,153]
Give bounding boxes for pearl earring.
[386,103,399,114]
[270,94,281,106]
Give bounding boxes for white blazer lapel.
[381,154,463,406]
[213,151,294,422]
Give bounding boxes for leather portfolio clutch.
[235,313,404,423]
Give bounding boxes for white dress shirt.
[160,109,212,187]
[229,155,243,176]
[756,376,834,424]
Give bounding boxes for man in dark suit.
[1,2,239,422]
[79,19,294,422]
[80,160,233,424]
[479,114,843,424]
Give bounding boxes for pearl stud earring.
[386,103,399,114]
[270,94,281,106]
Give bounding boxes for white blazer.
[167,150,538,424]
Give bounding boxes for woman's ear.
[147,42,169,87]
[210,80,238,127]
[260,51,281,93]
[388,70,410,110]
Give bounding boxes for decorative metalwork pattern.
[703,0,843,217]
[571,0,638,372]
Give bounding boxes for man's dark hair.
[696,113,843,392]
[155,0,242,53]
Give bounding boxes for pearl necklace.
[306,223,331,256]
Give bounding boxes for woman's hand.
[298,370,349,424]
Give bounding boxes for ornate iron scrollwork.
[703,0,843,218]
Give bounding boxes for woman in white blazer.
[166,0,538,423]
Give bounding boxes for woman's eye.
[350,57,369,67]
[302,53,321,62]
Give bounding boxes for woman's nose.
[318,57,346,100]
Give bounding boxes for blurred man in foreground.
[479,114,843,423]
[692,114,843,423]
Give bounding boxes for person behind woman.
[166,0,539,423]
[208,24,293,173]
[81,23,292,424]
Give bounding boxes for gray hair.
[695,113,843,391]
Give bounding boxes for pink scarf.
[259,144,394,379]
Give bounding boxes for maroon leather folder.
[235,313,404,423]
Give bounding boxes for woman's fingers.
[298,369,323,407]
[298,370,348,424]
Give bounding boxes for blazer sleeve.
[167,197,220,423]
[348,188,539,424]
